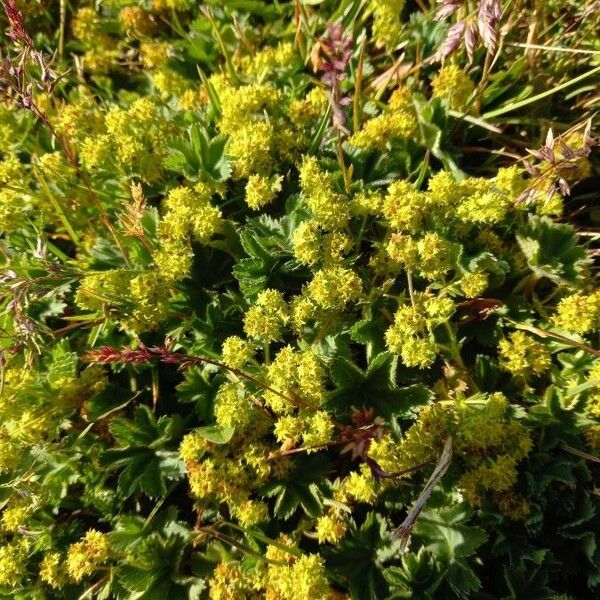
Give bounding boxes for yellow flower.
[554,291,600,334]
[214,382,253,430]
[342,464,377,503]
[382,180,426,231]
[222,336,254,369]
[348,110,415,150]
[228,121,275,179]
[0,154,22,184]
[274,415,304,444]
[459,271,489,298]
[154,238,193,282]
[498,331,551,377]
[299,156,350,230]
[231,500,268,527]
[0,436,23,473]
[266,553,330,600]
[302,411,335,448]
[160,185,222,244]
[66,530,110,582]
[239,42,297,80]
[431,64,475,112]
[245,174,282,210]
[371,0,404,50]
[417,232,456,280]
[315,514,347,544]
[209,561,258,600]
[124,272,170,332]
[0,538,30,587]
[40,552,68,589]
[179,430,210,463]
[243,289,289,341]
[306,267,362,311]
[1,504,30,533]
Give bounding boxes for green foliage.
[517,216,589,286]
[0,0,598,599]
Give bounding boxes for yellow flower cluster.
[124,271,171,332]
[315,513,347,544]
[0,154,21,184]
[75,269,132,312]
[179,429,210,463]
[0,538,30,587]
[0,188,30,233]
[216,82,289,179]
[288,88,328,131]
[306,266,362,311]
[140,40,171,68]
[349,86,415,150]
[458,395,532,510]
[238,42,297,80]
[66,529,110,582]
[209,560,262,600]
[245,174,282,210]
[81,98,171,178]
[158,183,221,259]
[498,331,551,378]
[244,289,289,341]
[40,552,68,589]
[264,346,325,413]
[382,180,426,232]
[369,394,531,515]
[72,7,104,45]
[352,188,383,216]
[431,64,476,112]
[553,290,600,334]
[426,167,525,225]
[299,156,350,230]
[341,463,378,504]
[228,121,275,179]
[349,110,415,151]
[371,0,405,50]
[274,410,334,449]
[119,6,155,37]
[459,271,489,298]
[586,362,600,419]
[186,438,273,514]
[265,550,330,600]
[76,268,170,332]
[231,499,269,528]
[222,336,254,369]
[214,382,254,430]
[1,503,30,533]
[292,220,352,267]
[385,294,455,368]
[302,410,336,448]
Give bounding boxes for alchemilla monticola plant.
[0,0,599,598]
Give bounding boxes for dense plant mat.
[0,0,599,598]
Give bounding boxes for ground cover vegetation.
[0,0,599,598]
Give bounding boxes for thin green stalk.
[483,65,600,119]
[353,37,366,134]
[33,166,80,244]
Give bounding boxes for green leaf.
[263,454,329,520]
[46,340,77,388]
[176,367,220,420]
[195,423,234,444]
[165,124,231,183]
[412,505,487,598]
[516,215,589,286]
[326,513,401,600]
[326,352,433,419]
